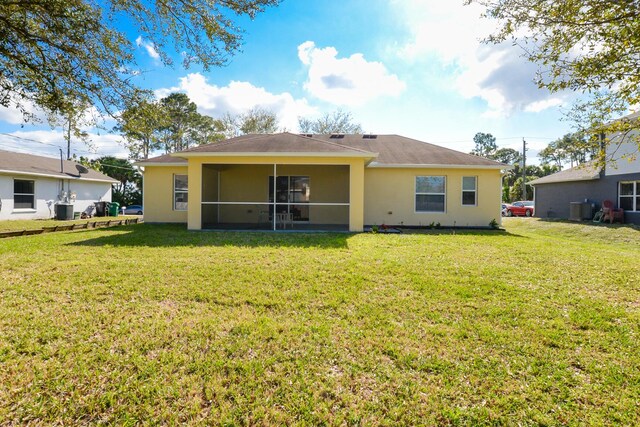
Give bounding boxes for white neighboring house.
[0,149,118,220]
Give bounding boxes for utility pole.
[66,118,72,160]
[522,138,527,200]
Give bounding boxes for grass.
[0,218,639,425]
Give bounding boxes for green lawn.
[1,219,638,425]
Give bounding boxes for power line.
[0,139,137,172]
[430,136,556,146]
[0,132,126,157]
[0,140,128,160]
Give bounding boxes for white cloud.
[0,90,111,130]
[395,0,567,116]
[136,36,160,61]
[155,73,316,130]
[0,130,127,159]
[297,41,405,106]
[0,97,48,125]
[0,104,29,125]
[524,98,564,113]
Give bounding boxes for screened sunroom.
[200,163,351,231]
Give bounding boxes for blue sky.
[0,0,579,162]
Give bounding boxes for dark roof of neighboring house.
[0,149,118,183]
[528,163,602,185]
[138,133,507,168]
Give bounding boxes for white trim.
[415,175,447,213]
[619,180,640,212]
[201,202,349,206]
[134,162,187,167]
[367,163,509,170]
[0,169,118,183]
[173,174,189,211]
[13,177,35,211]
[461,176,478,207]
[171,152,377,159]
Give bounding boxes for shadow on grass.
[537,217,640,231]
[69,223,352,249]
[399,228,525,237]
[68,223,526,249]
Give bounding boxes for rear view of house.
[137,133,507,231]
[0,150,117,220]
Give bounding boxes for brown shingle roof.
[178,132,375,155]
[0,150,118,182]
[312,134,506,167]
[135,153,187,165]
[528,163,601,185]
[137,133,508,168]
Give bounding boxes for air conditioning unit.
[569,202,593,221]
[569,202,582,221]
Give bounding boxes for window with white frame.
[462,176,477,206]
[416,176,446,212]
[14,179,35,209]
[174,174,188,210]
[619,181,640,211]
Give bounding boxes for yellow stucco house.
[137,133,507,231]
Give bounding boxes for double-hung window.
[416,176,446,212]
[174,174,188,210]
[619,181,640,211]
[14,179,35,209]
[462,176,477,206]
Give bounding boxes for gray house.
[529,118,640,225]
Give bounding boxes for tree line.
[470,131,599,202]
[116,95,364,159]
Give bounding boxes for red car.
[504,201,534,217]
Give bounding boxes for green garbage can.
[108,202,120,217]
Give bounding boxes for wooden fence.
[0,218,142,239]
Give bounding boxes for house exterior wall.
[141,160,505,230]
[533,171,640,224]
[0,174,112,220]
[66,180,113,215]
[363,167,503,227]
[605,130,640,176]
[142,165,189,223]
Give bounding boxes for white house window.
[462,176,477,206]
[14,179,35,209]
[174,174,188,210]
[416,176,446,212]
[619,181,640,211]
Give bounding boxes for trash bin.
[108,202,120,217]
[74,212,81,220]
[94,201,107,217]
[55,203,74,220]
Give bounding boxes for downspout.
[59,148,64,201]
[599,132,606,176]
